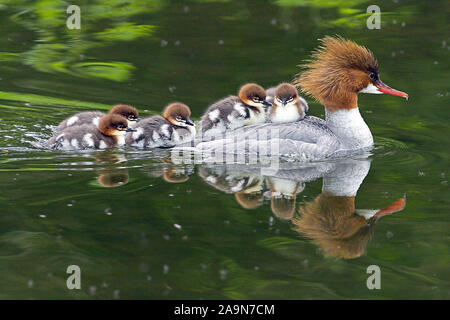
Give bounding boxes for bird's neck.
[325,104,373,149]
[114,134,126,146]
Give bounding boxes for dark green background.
[0,0,448,299]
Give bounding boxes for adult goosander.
[266,83,308,123]
[57,104,140,131]
[194,36,408,161]
[47,114,136,150]
[200,83,271,137]
[125,102,195,148]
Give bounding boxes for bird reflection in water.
[93,152,130,188]
[197,159,405,259]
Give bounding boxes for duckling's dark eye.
[369,72,376,80]
[117,125,124,130]
[176,116,183,121]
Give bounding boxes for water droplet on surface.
[219,269,228,280]
[301,259,309,268]
[113,289,120,299]
[89,286,97,296]
[28,279,34,288]
[163,264,169,274]
[386,231,394,239]
[174,224,182,230]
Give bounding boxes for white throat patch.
[359,83,383,94]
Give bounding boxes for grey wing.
[47,124,99,150]
[200,96,243,132]
[193,116,342,161]
[57,111,105,131]
[126,116,173,148]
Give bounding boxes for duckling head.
[238,83,271,109]
[109,104,141,127]
[98,114,136,137]
[163,102,195,128]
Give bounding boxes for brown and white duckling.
[47,114,136,150]
[200,83,271,137]
[126,102,196,148]
[56,104,140,131]
[266,83,308,123]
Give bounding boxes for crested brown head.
[292,192,372,259]
[238,83,270,108]
[98,114,130,137]
[109,104,139,122]
[163,102,194,127]
[294,36,379,111]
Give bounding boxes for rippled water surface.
[0,0,448,299]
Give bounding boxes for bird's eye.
[369,72,376,80]
[276,97,282,103]
[118,125,124,130]
[176,116,183,121]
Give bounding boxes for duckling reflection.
[146,163,194,184]
[97,170,129,188]
[93,152,129,188]
[197,159,406,259]
[267,177,304,220]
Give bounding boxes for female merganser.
[200,83,271,137]
[57,104,140,131]
[47,114,136,150]
[125,102,195,148]
[266,83,308,123]
[193,36,408,161]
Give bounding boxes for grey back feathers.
[125,115,194,148]
[56,111,105,132]
[47,124,116,150]
[200,96,254,135]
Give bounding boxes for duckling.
[56,104,140,131]
[200,83,271,137]
[126,102,196,148]
[47,114,136,150]
[265,83,308,123]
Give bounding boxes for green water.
[0,0,448,299]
